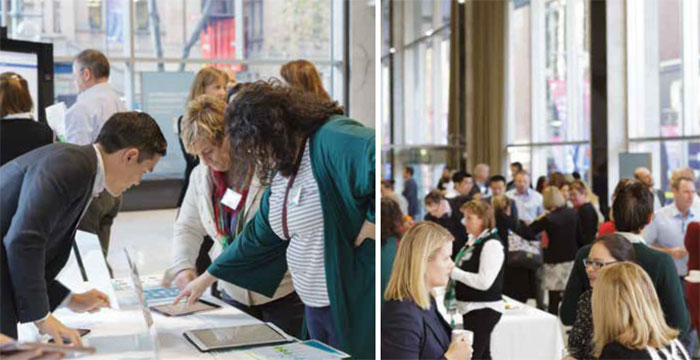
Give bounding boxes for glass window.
[626,0,699,191]
[506,0,590,182]
[6,0,343,180]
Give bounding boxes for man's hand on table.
[34,314,82,347]
[67,289,110,313]
[173,271,217,306]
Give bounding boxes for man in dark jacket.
[402,166,420,219]
[0,112,167,343]
[424,190,467,259]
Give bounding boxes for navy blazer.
[0,144,96,337]
[382,297,452,359]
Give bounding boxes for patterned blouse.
[568,289,594,360]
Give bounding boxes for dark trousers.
[463,308,502,360]
[548,291,563,315]
[305,305,339,348]
[77,190,121,257]
[221,291,305,338]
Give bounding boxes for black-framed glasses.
[583,259,619,270]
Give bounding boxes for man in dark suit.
[482,174,519,220]
[402,166,420,219]
[0,112,167,344]
[424,190,467,259]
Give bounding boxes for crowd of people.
[1,52,376,358]
[382,162,699,359]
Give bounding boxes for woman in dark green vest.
[174,80,376,359]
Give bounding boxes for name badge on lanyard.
[221,188,243,210]
[288,184,302,208]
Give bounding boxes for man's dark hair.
[424,190,443,205]
[489,175,506,186]
[404,166,414,176]
[96,112,167,162]
[510,162,523,171]
[452,170,472,184]
[74,49,110,79]
[612,181,653,233]
[572,171,581,180]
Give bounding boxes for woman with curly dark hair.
[175,80,376,359]
[381,198,404,303]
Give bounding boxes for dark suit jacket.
[424,211,467,260]
[0,117,53,166]
[0,144,96,337]
[382,297,451,360]
[403,177,419,218]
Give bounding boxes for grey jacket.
[0,144,96,336]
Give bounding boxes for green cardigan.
[208,115,376,359]
[560,240,690,337]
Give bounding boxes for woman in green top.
[174,80,376,359]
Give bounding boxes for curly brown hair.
[224,79,343,184]
[381,198,404,246]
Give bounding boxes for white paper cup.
[451,329,474,344]
[690,270,700,278]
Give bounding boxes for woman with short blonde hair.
[382,222,472,360]
[592,262,689,359]
[177,67,230,206]
[447,200,505,360]
[542,186,566,210]
[164,94,303,339]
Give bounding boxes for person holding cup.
[382,222,472,360]
[445,200,504,360]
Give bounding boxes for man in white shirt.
[506,170,543,224]
[643,175,699,277]
[66,49,128,257]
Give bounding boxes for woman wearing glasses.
[565,233,636,360]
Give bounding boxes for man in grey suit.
[0,112,167,345]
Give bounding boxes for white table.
[436,290,565,360]
[17,232,266,359]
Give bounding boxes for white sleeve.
[65,103,94,145]
[169,171,209,276]
[451,240,505,291]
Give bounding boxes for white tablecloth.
[436,290,565,360]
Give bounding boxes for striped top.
[269,141,329,307]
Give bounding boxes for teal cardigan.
[208,115,376,359]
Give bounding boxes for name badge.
[288,184,302,207]
[221,188,243,210]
